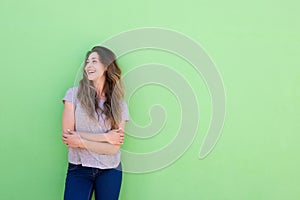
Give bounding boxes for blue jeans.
[64,162,122,200]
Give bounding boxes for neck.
[93,76,106,98]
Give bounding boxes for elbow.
[107,145,120,155]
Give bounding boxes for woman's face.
[85,52,106,82]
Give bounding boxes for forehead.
[87,52,99,60]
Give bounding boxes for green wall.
[1,0,299,199]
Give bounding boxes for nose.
[85,63,93,70]
[86,62,92,68]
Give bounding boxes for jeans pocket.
[68,163,79,172]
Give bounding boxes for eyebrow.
[86,57,98,61]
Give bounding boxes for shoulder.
[62,86,79,104]
[67,86,79,93]
[120,99,130,121]
[65,86,79,96]
[120,99,128,107]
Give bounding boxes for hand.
[62,129,83,148]
[105,128,125,145]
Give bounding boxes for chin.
[87,77,95,81]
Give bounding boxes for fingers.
[62,133,71,145]
[62,134,77,147]
[120,134,124,144]
[67,129,76,134]
[119,130,125,144]
[112,128,125,136]
[62,130,76,146]
[62,135,68,145]
[114,128,124,133]
[62,133,69,139]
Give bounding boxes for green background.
[1,0,299,199]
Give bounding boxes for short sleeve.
[121,100,130,121]
[62,87,78,105]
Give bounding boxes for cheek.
[98,66,106,74]
[98,70,106,77]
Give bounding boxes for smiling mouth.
[87,70,95,75]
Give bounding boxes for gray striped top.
[62,87,130,169]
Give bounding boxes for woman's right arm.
[62,101,75,134]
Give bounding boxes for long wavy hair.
[77,46,124,129]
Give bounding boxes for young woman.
[62,46,129,200]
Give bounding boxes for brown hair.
[77,46,124,129]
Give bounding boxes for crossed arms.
[61,101,126,155]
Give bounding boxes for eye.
[92,60,97,63]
